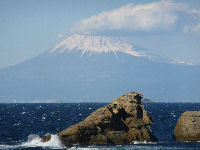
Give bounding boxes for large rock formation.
[174,111,200,141]
[44,92,157,146]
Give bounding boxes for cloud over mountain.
[71,0,200,34]
[183,23,200,34]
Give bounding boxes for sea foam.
[22,134,63,148]
[0,134,64,149]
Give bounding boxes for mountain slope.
[0,34,199,102]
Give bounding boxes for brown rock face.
[44,92,157,146]
[174,111,200,141]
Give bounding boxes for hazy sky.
[0,0,200,69]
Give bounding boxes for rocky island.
[43,92,157,147]
[174,111,200,141]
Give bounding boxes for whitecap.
[21,134,64,148]
[132,140,147,144]
[36,105,42,110]
[0,134,64,149]
[13,123,21,126]
[131,140,157,145]
[0,144,15,149]
[42,116,46,120]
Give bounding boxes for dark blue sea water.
[0,103,200,149]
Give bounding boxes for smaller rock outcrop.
[174,111,200,141]
[142,98,153,103]
[43,92,157,147]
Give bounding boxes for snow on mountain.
[49,34,194,65]
[50,34,142,57]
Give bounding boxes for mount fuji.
[0,34,199,102]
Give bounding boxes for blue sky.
[0,0,200,69]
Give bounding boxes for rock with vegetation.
[174,111,200,141]
[43,91,157,147]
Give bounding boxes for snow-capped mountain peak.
[49,34,194,66]
[49,34,143,57]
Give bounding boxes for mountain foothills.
[0,34,199,102]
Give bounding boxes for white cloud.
[193,23,200,32]
[71,0,200,34]
[183,23,200,33]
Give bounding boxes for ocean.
[0,103,200,150]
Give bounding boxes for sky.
[0,0,200,69]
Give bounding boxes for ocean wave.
[131,140,158,144]
[0,134,64,149]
